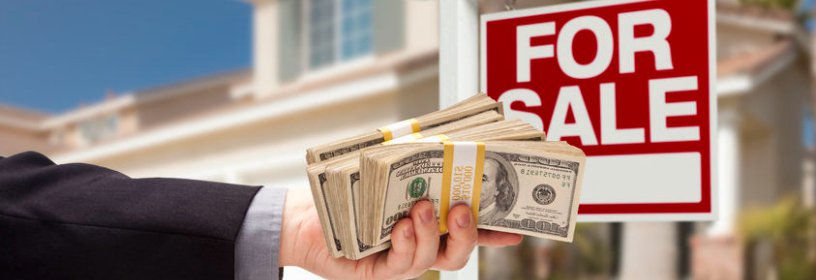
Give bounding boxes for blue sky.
[0,0,251,113]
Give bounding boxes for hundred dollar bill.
[360,141,585,245]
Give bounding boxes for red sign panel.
[482,0,716,221]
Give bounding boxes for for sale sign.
[481,0,716,221]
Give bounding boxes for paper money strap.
[384,133,450,145]
[378,118,421,141]
[439,141,485,233]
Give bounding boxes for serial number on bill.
[520,169,572,181]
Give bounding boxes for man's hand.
[279,188,523,280]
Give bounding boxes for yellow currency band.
[384,133,450,146]
[439,141,485,233]
[383,133,423,145]
[416,134,450,143]
[378,118,421,141]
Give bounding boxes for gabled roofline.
[717,3,795,34]
[52,58,439,163]
[717,40,798,96]
[38,69,251,130]
[0,104,50,132]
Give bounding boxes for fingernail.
[421,206,434,224]
[403,224,414,239]
[456,212,472,228]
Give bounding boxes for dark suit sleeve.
[0,151,262,280]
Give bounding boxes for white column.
[252,0,280,95]
[439,0,479,279]
[619,222,678,280]
[439,0,479,107]
[709,109,739,236]
[803,152,814,209]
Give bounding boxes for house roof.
[718,39,795,78]
[39,69,252,130]
[716,38,798,96]
[0,103,50,131]
[718,2,794,22]
[51,49,439,162]
[0,104,49,122]
[717,2,795,33]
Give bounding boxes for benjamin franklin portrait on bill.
[479,152,519,224]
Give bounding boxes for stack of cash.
[308,109,505,258]
[306,95,586,260]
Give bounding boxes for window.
[78,114,119,144]
[307,0,373,70]
[340,0,372,60]
[308,0,336,69]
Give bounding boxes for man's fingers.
[371,218,416,279]
[406,200,440,277]
[477,229,523,247]
[433,204,478,270]
[369,202,523,279]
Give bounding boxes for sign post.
[439,0,480,279]
[481,0,717,221]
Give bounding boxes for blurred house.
[0,0,440,186]
[1,0,814,280]
[692,3,814,279]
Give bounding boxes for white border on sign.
[480,0,718,221]
[708,0,719,224]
